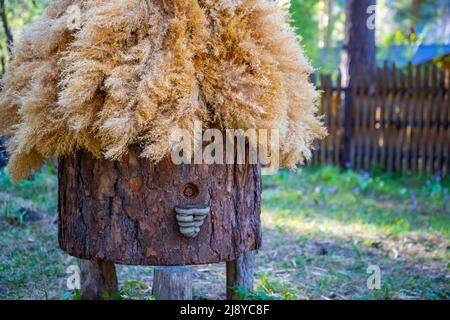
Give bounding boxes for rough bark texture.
[80,259,118,300]
[152,266,192,300]
[58,146,262,266]
[226,251,256,300]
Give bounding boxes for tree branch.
[0,0,13,54]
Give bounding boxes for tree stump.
[226,251,256,300]
[79,259,118,300]
[152,266,193,300]
[58,146,261,266]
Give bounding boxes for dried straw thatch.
[0,0,326,181]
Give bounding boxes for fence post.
[342,84,353,168]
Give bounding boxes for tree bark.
[340,0,376,167]
[226,251,256,300]
[152,266,192,300]
[58,146,262,266]
[80,259,118,300]
[341,0,376,86]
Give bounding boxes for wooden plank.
[325,75,333,164]
[356,64,364,170]
[379,61,388,170]
[434,68,445,175]
[387,62,396,172]
[395,65,406,173]
[335,72,342,164]
[368,65,377,168]
[373,66,381,168]
[420,64,429,173]
[438,67,448,176]
[319,74,328,165]
[404,62,413,173]
[411,64,420,173]
[362,63,371,170]
[348,63,357,169]
[428,64,439,174]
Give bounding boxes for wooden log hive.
[58,147,262,266]
[0,0,325,300]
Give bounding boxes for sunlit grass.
[263,166,449,237]
[256,166,449,300]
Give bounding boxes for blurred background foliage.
[0,0,49,67]
[288,0,450,73]
[0,0,449,73]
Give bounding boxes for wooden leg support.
[80,259,118,300]
[226,251,256,300]
[152,266,193,300]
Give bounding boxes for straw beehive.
[0,0,326,181]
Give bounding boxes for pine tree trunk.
[340,0,376,167]
[58,146,262,266]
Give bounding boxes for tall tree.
[340,0,376,167]
[341,0,376,86]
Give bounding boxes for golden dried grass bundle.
[0,0,326,181]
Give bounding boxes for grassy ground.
[0,164,448,300]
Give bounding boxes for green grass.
[0,164,448,300]
[0,164,69,300]
[258,166,449,300]
[264,166,449,234]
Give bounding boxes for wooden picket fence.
[311,61,450,176]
